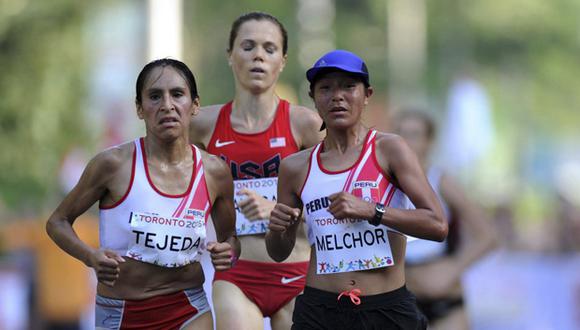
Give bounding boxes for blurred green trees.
[428,0,580,137]
[0,0,578,214]
[0,1,89,213]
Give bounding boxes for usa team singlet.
[300,130,410,274]
[99,138,211,267]
[207,99,299,236]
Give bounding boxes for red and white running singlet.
[207,99,299,235]
[300,130,410,274]
[99,138,211,267]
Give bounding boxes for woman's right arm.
[266,152,308,262]
[46,148,126,286]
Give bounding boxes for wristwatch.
[369,203,385,226]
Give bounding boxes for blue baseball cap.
[306,49,369,86]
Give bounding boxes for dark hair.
[135,58,198,105]
[395,109,437,140]
[228,12,288,55]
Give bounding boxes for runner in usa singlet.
[207,99,299,236]
[188,14,323,329]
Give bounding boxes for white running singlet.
[99,138,211,268]
[300,130,410,274]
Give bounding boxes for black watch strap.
[370,203,385,226]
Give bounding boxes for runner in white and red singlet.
[266,50,447,330]
[46,59,240,329]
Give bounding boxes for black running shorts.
[292,285,428,330]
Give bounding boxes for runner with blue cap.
[266,49,447,329]
[307,50,369,131]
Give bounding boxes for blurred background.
[0,0,579,329]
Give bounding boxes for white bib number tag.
[126,211,206,267]
[234,177,277,236]
[311,216,394,274]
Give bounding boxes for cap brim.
[307,65,368,83]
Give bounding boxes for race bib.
[311,216,395,274]
[234,177,277,236]
[126,211,206,267]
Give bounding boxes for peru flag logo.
[184,208,205,220]
[351,181,379,203]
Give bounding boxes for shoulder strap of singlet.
[218,101,233,125]
[310,143,322,168]
[341,130,378,191]
[278,99,290,115]
[279,99,290,121]
[188,145,204,201]
[192,144,202,168]
[298,143,322,198]
[171,144,208,219]
[367,129,377,146]
[191,144,212,221]
[134,138,145,179]
[277,98,292,132]
[134,138,142,159]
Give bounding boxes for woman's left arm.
[328,134,447,241]
[203,153,240,271]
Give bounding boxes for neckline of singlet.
[221,99,287,137]
[315,130,374,175]
[140,137,197,198]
